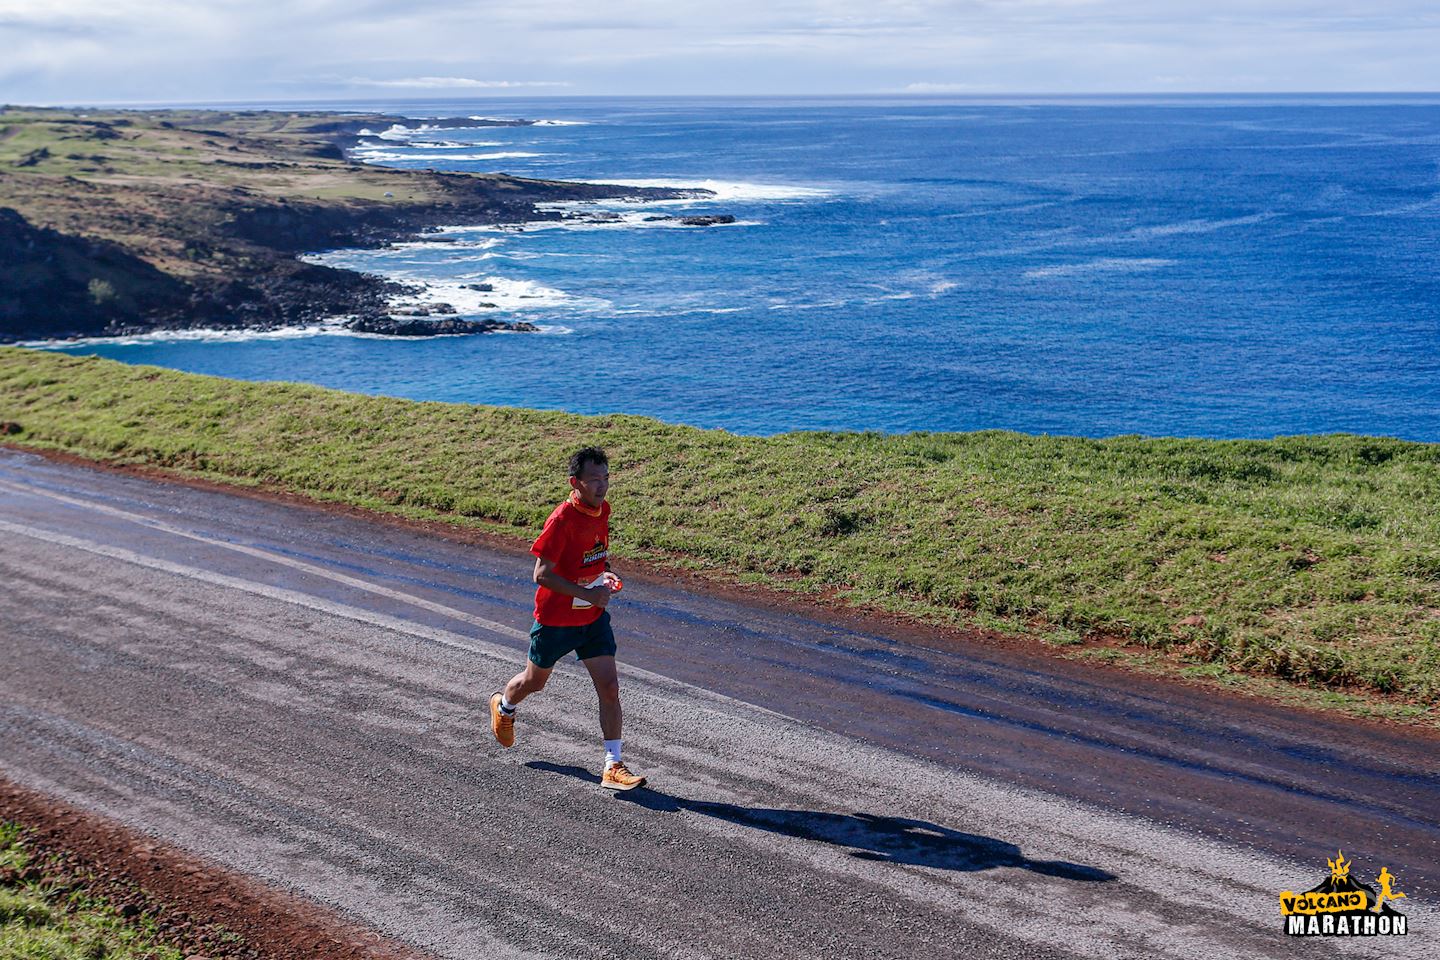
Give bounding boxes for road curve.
[1,447,1434,959]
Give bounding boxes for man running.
[490,446,647,791]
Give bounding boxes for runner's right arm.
[533,555,611,609]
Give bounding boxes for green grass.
[0,114,214,180]
[0,106,451,208]
[3,347,1438,719]
[0,822,184,960]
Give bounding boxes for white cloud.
[2,2,1439,101]
[346,77,570,89]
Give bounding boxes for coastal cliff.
[0,107,702,342]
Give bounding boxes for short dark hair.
[569,446,608,478]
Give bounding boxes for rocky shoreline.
[0,107,718,343]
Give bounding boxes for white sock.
[499,695,517,715]
[604,739,623,767]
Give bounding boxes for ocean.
[35,96,1440,440]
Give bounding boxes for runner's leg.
[504,661,552,706]
[582,655,622,741]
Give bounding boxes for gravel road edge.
[0,776,432,960]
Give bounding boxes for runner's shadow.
[526,761,1114,881]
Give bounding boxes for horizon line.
[11,90,1440,110]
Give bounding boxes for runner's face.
[571,462,609,507]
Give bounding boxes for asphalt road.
[1,446,1435,959]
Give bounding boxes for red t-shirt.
[531,493,610,626]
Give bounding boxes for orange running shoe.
[489,692,515,748]
[601,761,647,791]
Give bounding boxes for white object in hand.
[572,571,622,609]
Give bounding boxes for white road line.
[0,515,797,722]
[0,516,511,655]
[0,476,528,640]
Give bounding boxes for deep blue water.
[39,96,1440,439]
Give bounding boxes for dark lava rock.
[0,208,190,342]
[15,147,51,167]
[344,316,536,336]
[382,300,464,315]
[639,214,737,226]
[463,283,494,292]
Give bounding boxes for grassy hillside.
[0,106,525,281]
[3,348,1437,719]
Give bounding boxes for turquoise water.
[41,96,1440,439]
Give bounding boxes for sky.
[3,1,1439,105]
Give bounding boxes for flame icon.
[1328,851,1351,883]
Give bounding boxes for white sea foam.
[356,123,505,143]
[357,124,417,141]
[386,237,507,252]
[937,199,1071,220]
[1025,258,1176,279]
[399,126,505,134]
[383,140,503,150]
[1360,194,1440,218]
[389,251,529,264]
[403,140,481,149]
[470,151,544,160]
[20,319,363,348]
[982,212,1272,259]
[468,116,591,126]
[23,279,588,346]
[788,299,850,311]
[1124,213,1274,239]
[355,150,543,163]
[569,177,829,203]
[382,274,606,317]
[456,208,763,233]
[294,256,600,320]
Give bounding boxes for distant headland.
[0,106,713,342]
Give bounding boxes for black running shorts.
[528,611,616,669]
